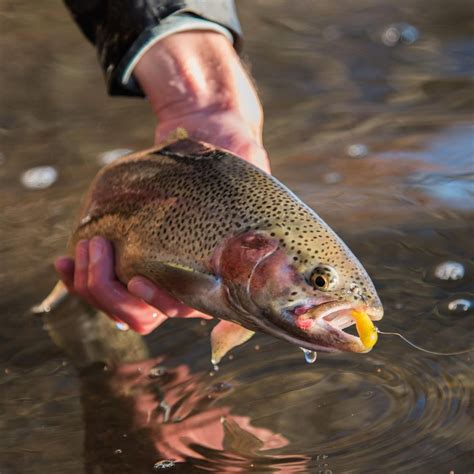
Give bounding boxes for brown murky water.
[1,0,473,472]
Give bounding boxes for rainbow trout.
[35,139,383,363]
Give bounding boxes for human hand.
[55,31,269,333]
[134,30,270,172]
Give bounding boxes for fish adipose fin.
[211,320,255,364]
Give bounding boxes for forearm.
[133,31,263,141]
[63,0,242,96]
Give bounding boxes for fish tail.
[31,280,69,314]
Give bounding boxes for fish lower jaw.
[292,303,379,353]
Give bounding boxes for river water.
[1,0,473,472]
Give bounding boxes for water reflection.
[1,0,473,472]
[45,301,307,473]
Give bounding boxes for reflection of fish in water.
[43,300,304,472]
[35,139,383,363]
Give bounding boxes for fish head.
[213,223,383,354]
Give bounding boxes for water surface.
[1,0,473,472]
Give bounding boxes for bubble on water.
[323,172,342,184]
[322,25,341,41]
[346,143,368,158]
[434,261,465,281]
[21,166,58,189]
[115,322,129,331]
[254,344,260,351]
[381,23,420,46]
[114,449,122,455]
[149,365,167,378]
[300,347,317,364]
[447,298,473,314]
[153,460,176,470]
[97,148,133,165]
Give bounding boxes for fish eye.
[310,265,338,291]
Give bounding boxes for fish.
[34,139,383,363]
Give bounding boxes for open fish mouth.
[261,301,384,354]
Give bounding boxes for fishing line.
[376,329,474,356]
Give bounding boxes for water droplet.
[213,363,219,372]
[97,148,133,165]
[300,347,317,363]
[148,366,167,378]
[114,449,122,455]
[116,322,129,331]
[434,261,465,281]
[228,354,234,360]
[21,166,58,189]
[153,459,176,470]
[447,298,473,313]
[254,344,260,351]
[346,143,368,158]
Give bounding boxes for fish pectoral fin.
[137,260,223,312]
[211,320,255,364]
[143,261,220,293]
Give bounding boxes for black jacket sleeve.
[63,0,242,96]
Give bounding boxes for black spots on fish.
[94,145,379,306]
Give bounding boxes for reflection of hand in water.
[80,356,309,473]
[105,358,287,462]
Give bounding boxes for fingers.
[54,237,211,334]
[74,239,90,300]
[87,237,167,334]
[54,256,75,290]
[128,276,212,320]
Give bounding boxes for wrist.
[133,31,263,136]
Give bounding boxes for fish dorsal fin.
[157,127,189,147]
[211,320,255,364]
[156,138,228,162]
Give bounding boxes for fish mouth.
[263,301,384,354]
